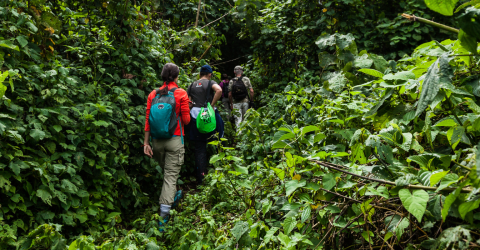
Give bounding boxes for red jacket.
[145,82,190,136]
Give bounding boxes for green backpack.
[196,80,216,133]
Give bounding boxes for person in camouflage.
[228,66,254,128]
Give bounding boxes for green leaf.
[26,22,38,32]
[324,172,339,190]
[272,141,292,149]
[437,173,459,192]
[458,199,480,220]
[263,227,278,244]
[36,188,53,206]
[361,230,374,244]
[442,186,461,221]
[456,0,480,13]
[434,118,457,127]
[15,36,28,48]
[383,71,416,81]
[30,129,46,141]
[283,216,296,235]
[262,200,272,215]
[53,125,62,132]
[458,7,480,39]
[430,171,449,187]
[45,141,56,154]
[459,29,478,54]
[399,189,429,222]
[447,126,465,149]
[234,165,249,175]
[0,40,20,51]
[415,54,453,117]
[285,179,306,196]
[231,221,249,242]
[277,232,291,247]
[209,153,225,164]
[301,125,319,136]
[358,68,384,78]
[301,206,311,223]
[313,133,326,143]
[385,215,410,239]
[424,0,460,16]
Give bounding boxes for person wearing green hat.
[228,66,254,128]
[187,65,224,184]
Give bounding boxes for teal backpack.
[149,87,183,143]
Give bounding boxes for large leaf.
[263,227,278,244]
[430,170,449,187]
[415,54,453,117]
[322,173,337,190]
[383,71,416,81]
[398,189,429,222]
[36,188,53,206]
[0,40,20,51]
[231,221,249,242]
[424,0,460,16]
[282,216,296,235]
[442,186,461,221]
[30,129,46,141]
[458,7,480,39]
[459,29,478,54]
[458,199,480,220]
[285,179,306,196]
[385,215,410,239]
[358,68,384,78]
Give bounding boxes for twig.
[210,55,249,66]
[201,10,232,29]
[310,160,473,193]
[320,188,361,203]
[401,13,459,33]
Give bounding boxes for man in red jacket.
[143,63,190,229]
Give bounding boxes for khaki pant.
[232,102,249,128]
[153,137,184,206]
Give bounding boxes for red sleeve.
[179,89,191,125]
[145,90,156,131]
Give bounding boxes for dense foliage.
[0,0,222,248]
[2,0,480,249]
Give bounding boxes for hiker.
[219,74,231,121]
[143,63,190,229]
[228,66,254,128]
[187,65,223,184]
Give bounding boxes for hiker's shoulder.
[174,88,188,95]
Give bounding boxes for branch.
[310,160,472,193]
[401,13,459,34]
[195,0,202,27]
[201,10,232,29]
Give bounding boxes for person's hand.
[211,104,215,110]
[230,104,233,110]
[144,145,153,158]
